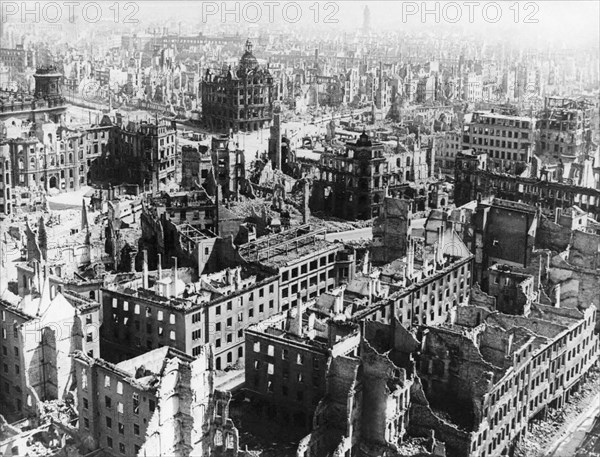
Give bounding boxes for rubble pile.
[396,436,429,455]
[515,366,600,457]
[310,214,373,232]
[40,399,78,427]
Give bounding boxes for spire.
[81,199,89,231]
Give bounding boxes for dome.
[239,39,258,69]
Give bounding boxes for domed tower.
[239,39,258,72]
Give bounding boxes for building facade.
[100,264,279,371]
[463,111,535,175]
[202,39,274,132]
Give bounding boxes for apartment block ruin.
[244,302,361,431]
[0,273,100,422]
[238,224,357,313]
[100,255,279,370]
[73,344,258,456]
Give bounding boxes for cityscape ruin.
[0,2,599,456]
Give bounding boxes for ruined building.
[244,303,361,431]
[95,114,178,193]
[238,224,357,313]
[354,222,473,329]
[73,344,258,456]
[202,39,274,132]
[0,66,66,123]
[454,150,600,218]
[413,297,598,457]
[536,97,595,168]
[462,111,535,175]
[0,272,100,422]
[0,143,11,216]
[297,319,446,457]
[372,197,413,264]
[100,256,280,371]
[310,131,432,220]
[140,189,218,273]
[210,134,246,199]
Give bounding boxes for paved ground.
[575,412,600,457]
[324,227,373,242]
[546,393,600,457]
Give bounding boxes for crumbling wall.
[536,217,571,252]
[548,254,600,326]
[298,355,361,457]
[457,299,495,327]
[478,326,515,369]
[408,376,471,457]
[141,357,194,457]
[361,342,402,447]
[569,230,600,270]
[418,328,499,430]
[372,198,411,265]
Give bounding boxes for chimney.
[407,239,414,278]
[157,253,162,280]
[171,256,178,297]
[294,303,303,338]
[333,291,344,314]
[302,180,310,224]
[235,267,242,290]
[142,250,148,289]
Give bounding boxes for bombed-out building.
[100,259,280,370]
[73,344,258,456]
[202,39,274,133]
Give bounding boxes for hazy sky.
[5,1,599,49]
[132,1,599,47]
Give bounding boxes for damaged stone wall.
[408,376,471,457]
[297,355,361,457]
[372,197,411,265]
[536,217,571,253]
[418,328,500,430]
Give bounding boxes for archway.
[49,176,58,188]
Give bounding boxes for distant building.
[433,130,462,177]
[453,151,600,219]
[311,131,430,220]
[0,44,34,73]
[0,66,66,123]
[462,111,535,175]
[202,39,274,132]
[0,143,11,216]
[101,115,178,192]
[536,97,595,166]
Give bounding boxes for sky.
[4,1,599,49]
[132,1,599,48]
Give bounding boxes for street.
[545,393,600,457]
